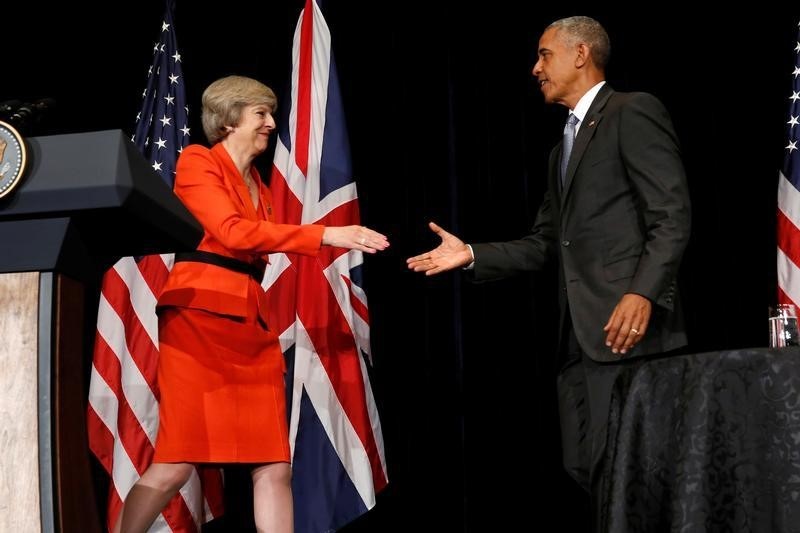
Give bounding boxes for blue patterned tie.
[560,113,579,188]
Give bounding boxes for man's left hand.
[603,293,652,355]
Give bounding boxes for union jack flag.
[263,0,388,530]
[86,2,224,530]
[778,20,800,306]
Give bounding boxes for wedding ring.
[630,328,639,335]
[360,237,366,245]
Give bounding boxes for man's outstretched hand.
[406,221,473,276]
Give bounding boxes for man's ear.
[575,43,590,68]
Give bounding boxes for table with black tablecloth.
[600,347,800,533]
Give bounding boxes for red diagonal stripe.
[778,286,797,307]
[778,207,800,269]
[86,404,114,473]
[106,485,123,532]
[91,332,155,469]
[342,275,369,326]
[93,332,209,532]
[137,254,170,296]
[296,254,386,487]
[161,496,199,533]
[268,266,298,336]
[101,269,159,396]
[270,165,305,225]
[200,467,226,518]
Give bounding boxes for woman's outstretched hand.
[322,225,389,253]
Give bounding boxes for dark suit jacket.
[471,84,691,362]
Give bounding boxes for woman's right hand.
[322,225,389,253]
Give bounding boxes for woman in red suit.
[114,75,389,533]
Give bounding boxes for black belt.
[174,251,264,281]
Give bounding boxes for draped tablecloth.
[601,347,800,532]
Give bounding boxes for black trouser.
[556,334,624,493]
[556,318,641,531]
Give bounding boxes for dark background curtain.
[3,2,793,531]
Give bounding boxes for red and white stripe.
[87,254,224,531]
[778,170,800,305]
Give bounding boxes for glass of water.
[769,303,800,348]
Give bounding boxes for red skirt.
[152,305,289,464]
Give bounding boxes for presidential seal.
[0,120,27,199]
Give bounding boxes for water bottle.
[769,303,799,347]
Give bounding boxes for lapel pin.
[588,120,596,127]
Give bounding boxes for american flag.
[263,0,388,530]
[778,21,800,306]
[86,2,224,531]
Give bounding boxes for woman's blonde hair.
[201,75,277,144]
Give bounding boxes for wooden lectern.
[0,130,201,532]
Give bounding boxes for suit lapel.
[212,144,258,219]
[561,113,601,196]
[561,85,614,199]
[233,183,254,214]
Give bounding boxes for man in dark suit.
[407,15,691,519]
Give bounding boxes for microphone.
[0,100,23,119]
[8,98,56,124]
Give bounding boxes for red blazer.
[158,143,324,319]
